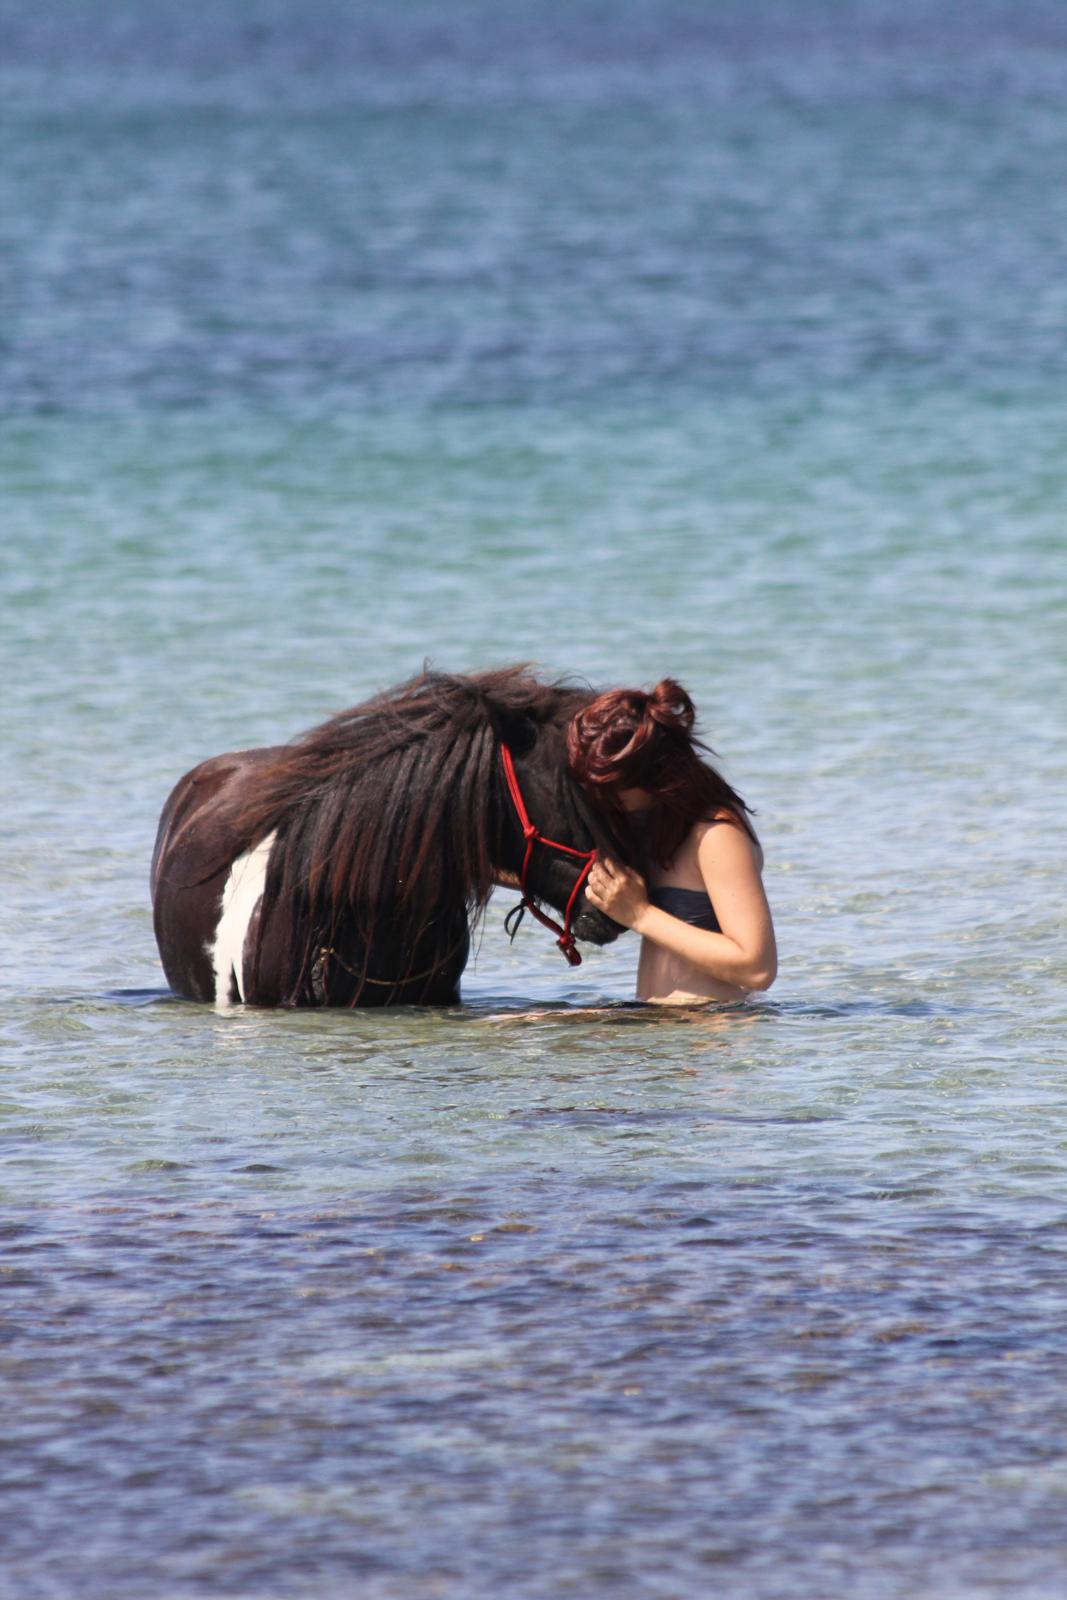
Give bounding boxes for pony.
[150,666,626,1007]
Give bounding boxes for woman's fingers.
[582,856,648,932]
[587,858,626,891]
[586,858,638,904]
[585,865,612,903]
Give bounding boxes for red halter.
[499,744,597,967]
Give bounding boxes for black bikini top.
[648,885,721,933]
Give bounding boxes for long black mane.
[208,666,609,1003]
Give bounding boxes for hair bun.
[645,679,695,735]
[567,679,702,795]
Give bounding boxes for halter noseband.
[499,744,596,967]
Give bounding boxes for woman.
[568,680,776,1005]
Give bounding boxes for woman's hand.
[584,857,650,930]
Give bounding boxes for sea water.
[2,2,1066,1595]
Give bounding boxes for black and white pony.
[151,667,625,1007]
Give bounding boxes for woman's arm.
[585,823,777,992]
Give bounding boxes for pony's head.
[485,677,625,951]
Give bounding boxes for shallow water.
[3,2,1067,1595]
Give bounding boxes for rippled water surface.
[3,2,1066,1595]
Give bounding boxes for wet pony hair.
[196,666,618,1003]
[566,678,757,868]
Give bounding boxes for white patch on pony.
[210,831,276,1008]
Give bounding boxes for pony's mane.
[223,666,593,1001]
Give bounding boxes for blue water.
[3,3,1066,1595]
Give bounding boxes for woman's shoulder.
[693,810,763,869]
[693,807,749,838]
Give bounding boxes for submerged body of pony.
[151,668,623,1007]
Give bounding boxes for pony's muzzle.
[570,905,624,946]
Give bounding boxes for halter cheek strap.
[499,744,597,967]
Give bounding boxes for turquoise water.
[3,3,1066,1595]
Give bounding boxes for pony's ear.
[497,708,538,755]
